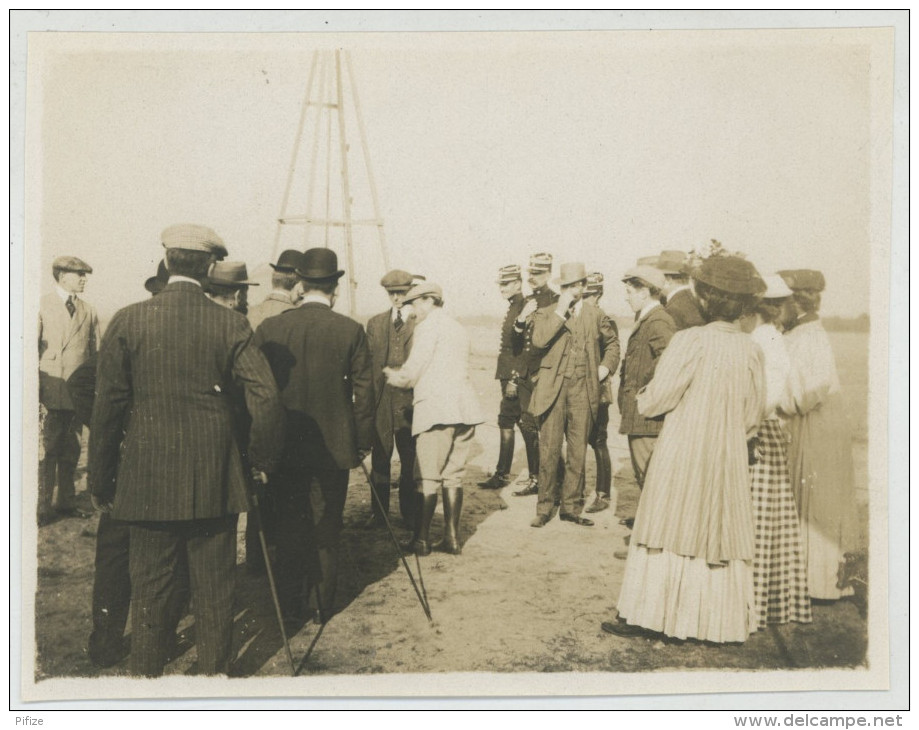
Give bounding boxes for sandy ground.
[33,328,870,680]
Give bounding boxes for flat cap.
[528,252,553,274]
[777,269,825,292]
[161,224,228,259]
[380,269,414,291]
[52,256,93,274]
[403,281,443,304]
[622,265,666,291]
[207,261,259,288]
[694,256,765,296]
[497,264,522,284]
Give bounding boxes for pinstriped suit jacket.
[88,281,285,521]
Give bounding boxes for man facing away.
[656,249,705,330]
[254,248,374,625]
[384,282,483,555]
[38,255,99,524]
[247,249,301,331]
[528,263,620,529]
[364,269,417,528]
[479,264,540,491]
[89,224,284,676]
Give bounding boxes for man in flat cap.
[364,269,418,528]
[655,250,705,330]
[510,252,559,497]
[617,265,676,547]
[38,255,99,525]
[247,250,302,331]
[254,248,373,625]
[581,273,620,514]
[385,282,483,555]
[479,264,540,491]
[89,223,283,676]
[528,263,620,528]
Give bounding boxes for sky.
[29,27,890,321]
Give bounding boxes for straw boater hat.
[161,223,228,259]
[52,255,93,274]
[380,269,414,292]
[207,261,260,289]
[693,256,765,296]
[777,269,826,292]
[621,265,667,291]
[403,281,443,304]
[497,264,522,284]
[554,262,588,287]
[296,248,345,281]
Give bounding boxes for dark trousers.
[128,515,237,676]
[588,403,611,497]
[90,513,189,660]
[38,408,82,515]
[274,466,348,621]
[537,375,591,517]
[370,423,416,519]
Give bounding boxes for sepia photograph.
[11,10,907,711]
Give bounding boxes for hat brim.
[208,279,260,287]
[144,276,165,294]
[693,271,764,296]
[553,276,587,287]
[384,286,412,293]
[269,264,298,272]
[298,269,345,282]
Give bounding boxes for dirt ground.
[33,327,870,680]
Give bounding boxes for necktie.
[66,295,76,318]
[394,309,404,331]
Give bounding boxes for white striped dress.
[617,321,765,642]
[749,324,812,628]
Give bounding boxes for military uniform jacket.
[366,308,415,442]
[618,304,676,435]
[517,284,559,380]
[528,301,620,420]
[39,292,99,410]
[255,302,374,471]
[495,293,526,380]
[89,282,285,521]
[665,287,706,330]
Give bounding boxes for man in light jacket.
[384,282,483,555]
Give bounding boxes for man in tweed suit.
[38,255,99,524]
[254,248,374,625]
[247,250,301,331]
[528,263,620,528]
[89,224,284,676]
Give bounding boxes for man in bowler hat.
[254,248,374,624]
[248,250,302,331]
[364,269,418,527]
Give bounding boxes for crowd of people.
[35,226,859,675]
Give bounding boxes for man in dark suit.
[254,248,374,625]
[528,263,620,528]
[656,249,706,330]
[89,224,284,676]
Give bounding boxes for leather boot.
[478,429,514,488]
[433,487,463,555]
[364,474,390,528]
[400,493,437,556]
[595,443,611,499]
[521,427,539,480]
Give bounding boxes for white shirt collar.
[55,285,75,302]
[639,299,661,321]
[301,293,332,307]
[168,275,202,287]
[270,289,293,302]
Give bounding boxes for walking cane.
[248,477,297,674]
[358,460,433,623]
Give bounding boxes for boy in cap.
[90,223,283,675]
[247,250,302,330]
[655,250,705,330]
[617,265,676,543]
[581,273,620,513]
[528,263,620,528]
[38,255,99,524]
[479,264,540,490]
[364,269,418,527]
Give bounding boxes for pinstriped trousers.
[128,515,237,676]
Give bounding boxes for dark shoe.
[88,636,130,669]
[478,472,510,489]
[433,487,462,554]
[514,478,539,497]
[530,514,551,528]
[619,517,635,529]
[560,513,594,527]
[401,539,432,556]
[601,617,651,638]
[585,494,610,514]
[56,506,93,519]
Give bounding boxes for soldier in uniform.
[656,250,706,330]
[479,265,540,490]
[511,252,559,497]
[364,269,418,527]
[582,273,621,514]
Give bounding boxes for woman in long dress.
[779,270,857,600]
[747,275,812,627]
[602,255,766,643]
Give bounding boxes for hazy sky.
[30,29,888,320]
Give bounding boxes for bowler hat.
[207,261,260,289]
[761,274,793,299]
[694,256,765,296]
[656,250,690,275]
[144,259,169,294]
[161,223,228,259]
[380,269,414,291]
[52,255,93,274]
[403,281,443,304]
[622,265,666,292]
[270,249,303,273]
[777,269,825,292]
[554,262,588,287]
[297,248,345,281]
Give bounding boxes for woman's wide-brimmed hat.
[692,256,766,296]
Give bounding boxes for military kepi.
[528,252,553,274]
[497,264,522,284]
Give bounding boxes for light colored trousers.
[414,425,476,495]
